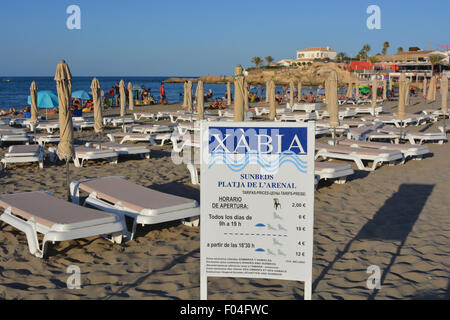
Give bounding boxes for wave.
[208,150,308,173]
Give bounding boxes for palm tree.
[359,44,371,61]
[382,41,390,55]
[397,47,404,53]
[336,52,347,61]
[429,55,442,75]
[265,56,274,66]
[251,57,263,69]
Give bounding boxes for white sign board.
[200,122,315,299]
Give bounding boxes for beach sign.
[200,122,315,300]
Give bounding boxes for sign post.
[200,122,315,300]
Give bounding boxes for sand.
[0,95,448,300]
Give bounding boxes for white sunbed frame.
[48,146,119,167]
[0,191,124,258]
[1,145,44,170]
[103,117,135,127]
[70,176,200,240]
[315,144,404,171]
[85,142,151,159]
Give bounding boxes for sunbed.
[103,117,135,127]
[0,191,124,258]
[48,146,119,167]
[86,142,151,159]
[0,130,30,146]
[361,115,418,128]
[70,176,200,240]
[345,105,385,116]
[171,133,200,153]
[288,103,321,113]
[35,121,60,133]
[377,126,448,145]
[316,109,357,120]
[1,145,44,169]
[315,142,403,171]
[335,139,430,160]
[128,124,174,134]
[29,133,60,146]
[254,106,290,116]
[275,112,317,122]
[314,161,355,186]
[107,132,170,146]
[133,112,156,121]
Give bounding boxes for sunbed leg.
[335,178,347,184]
[130,220,138,241]
[70,181,81,204]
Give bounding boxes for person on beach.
[114,83,120,105]
[160,82,168,105]
[206,89,213,100]
[307,92,316,103]
[0,109,7,116]
[275,91,283,105]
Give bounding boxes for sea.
[0,76,323,111]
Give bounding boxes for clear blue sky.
[0,0,448,76]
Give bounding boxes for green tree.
[397,47,404,53]
[265,56,274,66]
[358,44,371,60]
[337,52,347,61]
[251,57,263,68]
[429,55,442,74]
[369,56,379,64]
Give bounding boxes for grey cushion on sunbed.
[0,191,117,231]
[77,177,197,215]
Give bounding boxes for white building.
[296,47,337,61]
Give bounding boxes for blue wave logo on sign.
[208,127,308,173]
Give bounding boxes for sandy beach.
[0,96,448,300]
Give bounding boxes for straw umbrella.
[265,81,270,103]
[55,60,74,199]
[289,81,295,107]
[346,81,353,99]
[427,76,435,104]
[371,77,378,114]
[405,79,411,106]
[119,80,126,117]
[91,78,103,135]
[30,81,38,128]
[441,75,448,132]
[327,70,339,143]
[233,65,245,122]
[432,77,437,102]
[197,80,204,120]
[227,82,232,106]
[183,81,188,108]
[127,82,134,111]
[383,80,387,101]
[423,78,427,99]
[187,81,193,113]
[244,81,249,111]
[297,82,302,103]
[398,73,406,123]
[355,80,360,101]
[268,80,276,121]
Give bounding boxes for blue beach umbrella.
[72,90,91,100]
[27,90,59,109]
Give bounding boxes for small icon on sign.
[267,224,277,231]
[267,249,276,256]
[277,249,286,256]
[273,212,283,220]
[278,224,287,231]
[274,198,281,210]
[273,238,283,246]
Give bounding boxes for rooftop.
[297,47,337,52]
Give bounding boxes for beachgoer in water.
[275,92,283,105]
[160,83,168,105]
